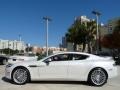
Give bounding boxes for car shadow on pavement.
[29,81,90,86]
[2,77,14,84]
[2,77,90,86]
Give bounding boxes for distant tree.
[85,21,96,53]
[1,48,24,55]
[25,47,33,52]
[14,50,19,54]
[19,50,24,53]
[2,48,15,55]
[2,48,10,55]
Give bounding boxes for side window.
[73,54,88,60]
[52,54,72,61]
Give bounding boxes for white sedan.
[5,52,118,86]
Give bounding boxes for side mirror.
[44,58,52,65]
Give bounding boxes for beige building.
[108,17,120,34]
[32,46,67,54]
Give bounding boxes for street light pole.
[92,11,101,54]
[43,16,51,56]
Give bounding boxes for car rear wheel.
[12,67,30,85]
[88,68,108,86]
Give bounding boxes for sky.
[0,0,120,47]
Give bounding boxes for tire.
[88,68,108,86]
[12,67,30,85]
[2,59,7,65]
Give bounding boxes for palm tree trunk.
[73,43,77,51]
[88,42,91,53]
[82,42,86,52]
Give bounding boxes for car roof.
[46,52,98,59]
[51,52,93,56]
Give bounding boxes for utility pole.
[92,11,101,54]
[43,16,52,56]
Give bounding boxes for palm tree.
[66,18,96,52]
[66,19,87,51]
[85,20,96,53]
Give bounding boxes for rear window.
[73,54,89,60]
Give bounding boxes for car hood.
[9,60,43,67]
[9,55,37,60]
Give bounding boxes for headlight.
[6,63,13,68]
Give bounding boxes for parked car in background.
[8,53,38,63]
[95,51,112,57]
[96,51,120,65]
[0,55,8,65]
[5,52,117,86]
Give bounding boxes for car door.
[68,54,90,80]
[38,53,72,80]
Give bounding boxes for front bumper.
[5,67,12,80]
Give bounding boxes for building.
[99,17,120,53]
[0,39,26,51]
[32,46,67,54]
[75,15,90,24]
[100,17,120,36]
[100,24,108,37]
[59,36,67,48]
[108,17,120,34]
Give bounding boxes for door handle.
[39,65,45,67]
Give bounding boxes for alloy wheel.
[90,68,107,86]
[13,68,28,84]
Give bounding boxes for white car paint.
[5,52,118,86]
[8,54,38,63]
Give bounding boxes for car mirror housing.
[44,58,52,65]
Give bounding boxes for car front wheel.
[88,68,108,86]
[12,67,30,85]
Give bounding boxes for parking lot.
[0,65,120,90]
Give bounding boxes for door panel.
[38,53,72,80]
[38,61,68,80]
[68,60,89,80]
[68,54,90,80]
